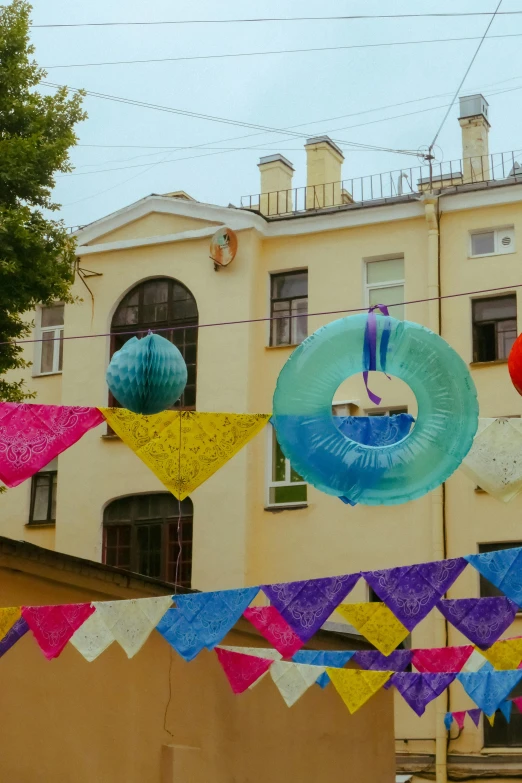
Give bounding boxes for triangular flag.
[157,587,259,661]
[262,574,359,642]
[512,696,522,714]
[327,668,392,714]
[69,609,116,662]
[94,596,173,658]
[460,419,522,502]
[215,648,275,694]
[465,546,522,605]
[243,606,304,657]
[457,666,522,715]
[292,650,354,688]
[452,711,466,730]
[462,649,488,673]
[390,672,456,716]
[99,409,271,500]
[444,712,453,731]
[486,713,495,727]
[412,645,473,673]
[500,700,513,723]
[480,638,522,670]
[22,603,95,660]
[353,649,412,672]
[270,661,325,707]
[336,602,409,656]
[0,617,29,658]
[0,607,21,640]
[363,558,467,631]
[217,645,282,661]
[0,403,104,486]
[438,597,518,649]
[468,708,481,727]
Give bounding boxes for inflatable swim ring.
[272,313,478,505]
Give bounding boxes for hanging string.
[173,409,183,594]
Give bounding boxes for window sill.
[25,522,56,528]
[469,252,515,259]
[470,359,508,367]
[264,503,308,512]
[266,344,301,350]
[32,371,63,378]
[480,747,522,754]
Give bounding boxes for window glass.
[268,431,307,506]
[41,304,64,328]
[29,468,57,524]
[471,232,495,256]
[272,272,308,299]
[270,271,308,346]
[32,475,51,521]
[474,297,517,322]
[40,333,56,374]
[473,296,517,362]
[368,285,404,320]
[366,258,404,285]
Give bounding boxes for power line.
[430,0,504,151]
[43,32,522,69]
[31,11,522,28]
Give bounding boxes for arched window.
[111,278,198,408]
[103,493,193,587]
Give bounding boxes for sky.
[28,0,522,229]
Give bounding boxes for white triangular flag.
[462,649,488,673]
[69,609,115,662]
[270,661,325,707]
[95,595,173,658]
[217,645,282,661]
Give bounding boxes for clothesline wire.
[5,282,522,347]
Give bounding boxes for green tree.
[0,0,86,401]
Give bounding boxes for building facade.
[2,94,522,780]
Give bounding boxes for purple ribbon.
[362,304,391,405]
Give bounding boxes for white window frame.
[364,257,405,319]
[34,304,64,376]
[469,226,515,258]
[265,427,307,509]
[268,268,308,348]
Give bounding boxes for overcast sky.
[29,0,522,229]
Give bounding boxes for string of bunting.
[0,547,520,720]
[1,403,521,503]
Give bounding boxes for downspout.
[423,195,448,783]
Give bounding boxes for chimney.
[458,94,490,183]
[305,135,344,209]
[258,154,294,216]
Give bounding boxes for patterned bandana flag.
[243,606,304,657]
[437,597,518,649]
[336,602,409,656]
[215,648,275,694]
[270,661,325,707]
[292,650,355,688]
[353,649,412,672]
[69,610,116,662]
[460,418,522,502]
[462,649,489,673]
[217,645,282,661]
[0,606,22,639]
[457,665,522,715]
[22,603,95,660]
[465,546,522,606]
[0,617,29,658]
[468,708,482,727]
[262,574,359,643]
[156,587,259,661]
[480,638,522,670]
[444,712,454,731]
[451,711,467,730]
[0,403,104,487]
[412,645,474,673]
[500,700,513,723]
[391,672,456,716]
[363,557,467,632]
[512,697,522,714]
[327,668,392,714]
[99,409,271,500]
[86,596,173,659]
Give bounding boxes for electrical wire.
[43,32,522,70]
[5,283,522,348]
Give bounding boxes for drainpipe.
[423,195,448,783]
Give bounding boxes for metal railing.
[241,150,522,217]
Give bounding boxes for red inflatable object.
[508,333,522,395]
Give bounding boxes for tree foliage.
[0,0,86,401]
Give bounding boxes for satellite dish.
[210,227,238,269]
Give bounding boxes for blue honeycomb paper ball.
[106,333,188,415]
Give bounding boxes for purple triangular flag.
[363,558,467,631]
[437,597,518,649]
[468,708,481,727]
[0,617,29,658]
[262,573,359,642]
[391,672,456,716]
[353,649,412,672]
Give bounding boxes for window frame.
[28,469,57,526]
[269,269,308,347]
[471,294,517,363]
[265,427,307,509]
[364,257,405,320]
[469,226,515,258]
[364,406,409,417]
[34,304,64,377]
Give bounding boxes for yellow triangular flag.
[479,638,522,670]
[99,409,271,499]
[486,713,495,727]
[336,602,409,656]
[0,606,21,640]
[327,668,392,714]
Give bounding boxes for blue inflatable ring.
[272,313,478,506]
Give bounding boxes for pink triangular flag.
[0,403,104,487]
[452,711,466,730]
[513,697,522,714]
[215,648,275,694]
[412,646,473,673]
[22,603,95,660]
[468,708,481,727]
[243,606,304,658]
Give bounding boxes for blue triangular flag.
[500,700,513,723]
[465,547,522,606]
[292,650,354,688]
[457,665,522,716]
[444,712,453,731]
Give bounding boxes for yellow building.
[2,92,522,781]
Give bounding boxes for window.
[472,296,517,362]
[28,459,57,525]
[111,278,198,408]
[103,493,193,587]
[270,271,308,346]
[470,227,515,257]
[37,304,64,375]
[366,407,409,417]
[366,258,404,320]
[267,428,307,507]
